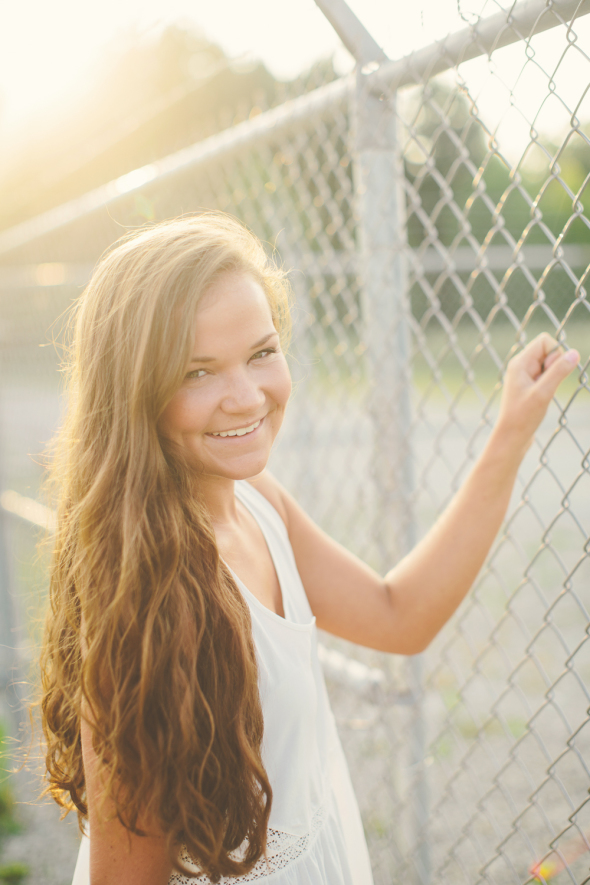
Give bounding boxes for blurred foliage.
[0,26,340,233]
[404,80,590,249]
[0,863,28,885]
[404,80,590,323]
[0,723,18,840]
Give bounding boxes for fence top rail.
[0,75,351,259]
[0,0,587,259]
[372,0,590,93]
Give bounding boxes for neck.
[199,474,240,526]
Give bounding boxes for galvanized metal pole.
[312,1,428,881]
[355,65,428,885]
[312,0,387,66]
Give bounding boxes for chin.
[207,452,272,482]
[230,460,271,481]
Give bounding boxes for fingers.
[499,334,579,445]
[536,346,579,398]
[541,345,563,373]
[514,333,578,383]
[516,333,561,379]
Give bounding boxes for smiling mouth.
[208,418,262,439]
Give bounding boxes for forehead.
[191,272,275,350]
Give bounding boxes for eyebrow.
[189,331,279,364]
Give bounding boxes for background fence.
[0,0,589,882]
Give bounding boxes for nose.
[221,367,266,415]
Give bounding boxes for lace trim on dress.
[169,804,325,883]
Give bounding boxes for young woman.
[40,213,578,885]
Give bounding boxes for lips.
[206,417,264,439]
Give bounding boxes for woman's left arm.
[252,335,579,655]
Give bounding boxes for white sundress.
[72,480,374,885]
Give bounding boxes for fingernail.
[565,350,579,364]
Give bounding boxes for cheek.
[270,359,292,407]
[160,389,212,438]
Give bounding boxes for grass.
[0,863,28,885]
[297,314,590,406]
[411,313,589,403]
[0,725,19,840]
[0,725,28,885]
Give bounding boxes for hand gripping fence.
[0,1,589,882]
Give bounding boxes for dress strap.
[234,481,314,626]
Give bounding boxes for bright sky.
[1,0,589,157]
[3,0,342,137]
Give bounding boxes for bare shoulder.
[246,471,291,530]
[246,471,393,651]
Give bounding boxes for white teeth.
[211,420,261,438]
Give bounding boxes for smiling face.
[159,271,292,484]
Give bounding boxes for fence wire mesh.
[0,1,589,883]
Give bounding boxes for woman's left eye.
[251,348,276,361]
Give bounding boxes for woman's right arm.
[81,716,173,885]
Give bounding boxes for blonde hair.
[41,213,291,880]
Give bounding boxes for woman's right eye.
[186,368,207,380]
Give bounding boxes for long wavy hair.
[40,213,291,880]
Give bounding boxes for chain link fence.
[0,0,589,882]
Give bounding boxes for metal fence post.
[355,66,428,885]
[312,1,428,881]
